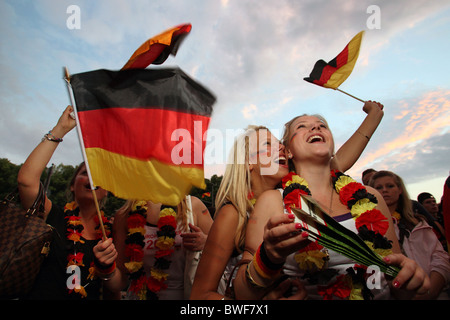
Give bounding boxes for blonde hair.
[215,125,269,252]
[281,114,340,171]
[369,170,419,228]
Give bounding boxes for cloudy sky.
[1,0,449,201]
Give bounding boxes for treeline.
[0,158,222,217]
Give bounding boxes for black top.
[24,205,101,300]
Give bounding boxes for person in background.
[362,168,377,185]
[370,170,450,299]
[417,192,446,249]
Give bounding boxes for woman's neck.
[76,199,98,220]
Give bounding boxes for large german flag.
[304,31,364,89]
[122,23,192,70]
[70,68,216,206]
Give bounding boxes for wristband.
[253,242,284,279]
[42,130,63,143]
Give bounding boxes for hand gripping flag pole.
[63,66,107,240]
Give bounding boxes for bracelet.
[357,130,370,141]
[253,242,284,279]
[94,260,116,280]
[42,130,63,143]
[245,260,267,288]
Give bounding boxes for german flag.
[122,23,192,70]
[70,68,216,206]
[304,31,364,89]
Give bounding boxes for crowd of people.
[13,101,449,300]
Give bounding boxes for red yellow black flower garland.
[125,201,178,300]
[64,201,111,298]
[281,170,393,300]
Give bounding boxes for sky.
[1,0,449,202]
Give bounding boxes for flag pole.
[63,67,107,240]
[335,88,365,103]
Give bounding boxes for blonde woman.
[190,126,294,300]
[370,170,450,299]
[95,196,212,300]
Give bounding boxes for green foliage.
[0,158,222,218]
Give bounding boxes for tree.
[0,158,221,218]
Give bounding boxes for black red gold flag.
[122,23,192,70]
[70,68,215,206]
[304,31,364,89]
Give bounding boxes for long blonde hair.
[214,125,268,252]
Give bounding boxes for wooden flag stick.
[335,88,365,103]
[63,67,107,240]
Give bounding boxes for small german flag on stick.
[304,31,365,102]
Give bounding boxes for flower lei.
[282,170,393,300]
[125,201,178,300]
[64,201,111,298]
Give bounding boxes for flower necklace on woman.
[282,170,393,300]
[125,201,178,300]
[64,201,112,298]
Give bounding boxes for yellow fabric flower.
[64,201,78,212]
[125,261,143,273]
[128,227,146,235]
[132,200,148,212]
[74,285,87,298]
[160,207,177,217]
[294,250,328,272]
[392,211,401,221]
[286,175,309,188]
[87,266,96,280]
[349,283,364,300]
[150,268,169,281]
[334,175,355,192]
[156,236,175,250]
[350,198,377,219]
[364,241,393,258]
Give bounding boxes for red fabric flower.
[155,248,175,258]
[282,172,296,189]
[129,275,146,294]
[283,188,302,212]
[147,277,167,293]
[157,215,177,229]
[127,213,146,229]
[125,243,144,260]
[67,252,85,266]
[339,182,364,206]
[355,209,389,235]
[317,274,351,300]
[298,241,324,253]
